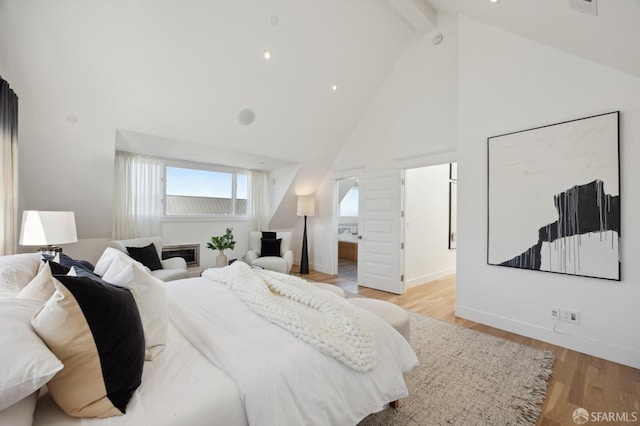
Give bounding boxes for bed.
[0,251,418,426]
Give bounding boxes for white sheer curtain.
[112,151,164,239]
[249,170,270,232]
[0,78,18,255]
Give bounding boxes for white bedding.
[31,275,417,426]
[202,263,377,372]
[32,321,248,426]
[167,276,418,426]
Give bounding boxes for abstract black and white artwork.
[488,111,620,281]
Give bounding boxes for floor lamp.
[297,195,315,274]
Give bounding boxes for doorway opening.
[403,162,457,290]
[336,177,359,281]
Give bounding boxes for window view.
[340,187,359,217]
[165,166,248,216]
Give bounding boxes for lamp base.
[300,215,309,274]
[37,246,62,257]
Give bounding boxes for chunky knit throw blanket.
[202,262,377,372]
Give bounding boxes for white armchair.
[245,231,293,274]
[108,237,188,282]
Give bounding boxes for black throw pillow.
[261,231,277,240]
[31,275,145,417]
[59,253,95,273]
[46,260,71,275]
[126,243,163,271]
[260,238,282,257]
[42,253,94,273]
[69,265,113,286]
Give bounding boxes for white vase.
[216,253,228,267]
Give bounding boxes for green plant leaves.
[207,227,236,252]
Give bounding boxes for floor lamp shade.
[297,196,315,274]
[19,211,78,254]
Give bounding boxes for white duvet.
[32,275,417,426]
[167,276,418,426]
[33,320,248,426]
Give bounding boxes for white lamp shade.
[296,195,316,217]
[19,211,78,246]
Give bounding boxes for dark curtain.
[0,75,19,254]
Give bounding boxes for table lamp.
[19,210,78,256]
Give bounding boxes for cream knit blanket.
[202,262,377,372]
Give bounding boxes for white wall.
[331,14,459,173]
[0,0,414,247]
[268,165,301,230]
[304,14,460,276]
[162,220,249,270]
[456,16,640,368]
[297,175,335,274]
[48,221,248,267]
[405,164,456,287]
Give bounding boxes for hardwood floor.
[292,269,640,425]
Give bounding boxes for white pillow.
[17,262,56,303]
[0,253,42,299]
[101,253,168,361]
[0,392,38,426]
[93,247,133,276]
[0,299,63,410]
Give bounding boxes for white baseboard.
[406,267,456,288]
[455,304,640,369]
[309,262,332,275]
[290,261,332,275]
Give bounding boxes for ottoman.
[349,298,410,343]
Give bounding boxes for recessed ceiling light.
[270,16,279,26]
[331,84,338,91]
[263,50,272,61]
[490,0,499,3]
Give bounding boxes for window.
[340,187,359,217]
[164,165,248,216]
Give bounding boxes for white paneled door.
[357,169,405,294]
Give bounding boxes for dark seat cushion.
[126,243,163,271]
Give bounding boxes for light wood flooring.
[292,269,640,426]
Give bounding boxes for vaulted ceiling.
[430,0,640,79]
[0,0,638,237]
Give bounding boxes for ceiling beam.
[387,0,437,33]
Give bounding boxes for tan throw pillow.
[31,276,144,418]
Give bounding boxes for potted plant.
[207,227,236,267]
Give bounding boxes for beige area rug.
[359,313,555,426]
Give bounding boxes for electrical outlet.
[551,308,560,320]
[561,310,580,324]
